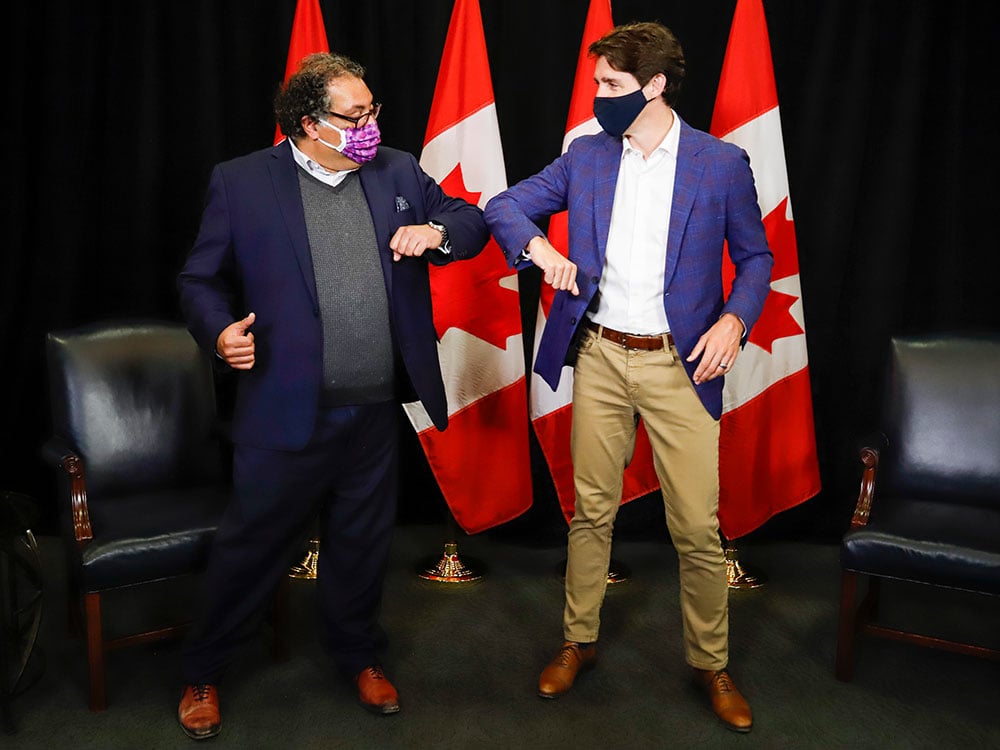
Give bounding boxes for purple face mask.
[318,119,381,165]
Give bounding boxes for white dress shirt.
[288,138,358,188]
[590,113,680,335]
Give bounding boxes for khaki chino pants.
[564,327,728,671]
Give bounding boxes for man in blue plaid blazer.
[484,22,772,733]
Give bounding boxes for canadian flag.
[711,0,821,538]
[402,0,533,533]
[274,0,329,145]
[531,0,661,523]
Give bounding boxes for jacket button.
[591,276,599,284]
[570,317,577,325]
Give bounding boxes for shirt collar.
[622,110,680,159]
[287,138,358,184]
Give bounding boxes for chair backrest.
[46,320,221,498]
[881,334,1000,508]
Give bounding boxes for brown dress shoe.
[178,684,221,740]
[538,641,597,698]
[356,666,400,715]
[693,668,753,732]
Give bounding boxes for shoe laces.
[553,644,582,668]
[713,671,734,694]
[191,684,213,702]
[362,666,386,681]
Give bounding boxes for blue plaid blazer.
[484,118,773,419]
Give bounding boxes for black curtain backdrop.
[4,1,999,541]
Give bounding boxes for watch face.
[429,221,449,249]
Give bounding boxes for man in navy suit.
[485,23,771,732]
[176,52,488,739]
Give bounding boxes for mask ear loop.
[316,119,348,153]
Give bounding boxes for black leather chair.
[835,334,1000,681]
[42,321,254,710]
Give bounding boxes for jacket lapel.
[359,160,394,298]
[664,118,705,290]
[269,142,319,312]
[593,135,623,269]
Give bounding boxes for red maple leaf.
[429,164,522,349]
[722,197,803,353]
[747,288,802,353]
[763,197,800,280]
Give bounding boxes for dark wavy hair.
[273,53,366,140]
[589,22,686,107]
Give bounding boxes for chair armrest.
[849,432,889,529]
[41,435,77,467]
[41,437,93,547]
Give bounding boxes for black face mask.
[593,88,650,137]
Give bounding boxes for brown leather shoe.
[693,668,753,732]
[178,684,221,740]
[538,641,597,698]
[356,666,400,715]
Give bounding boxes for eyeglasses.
[325,102,382,128]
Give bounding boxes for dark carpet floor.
[4,523,999,749]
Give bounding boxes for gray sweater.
[298,169,395,407]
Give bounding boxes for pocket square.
[395,196,411,212]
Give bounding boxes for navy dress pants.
[182,401,399,683]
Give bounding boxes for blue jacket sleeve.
[177,165,240,355]
[483,152,573,269]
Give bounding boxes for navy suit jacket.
[179,140,488,450]
[484,118,773,420]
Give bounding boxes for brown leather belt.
[587,320,674,350]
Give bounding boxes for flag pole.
[723,534,766,590]
[417,510,485,583]
[607,557,630,584]
[288,523,320,580]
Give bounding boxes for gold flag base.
[417,542,485,583]
[725,544,766,590]
[558,558,631,585]
[288,537,320,580]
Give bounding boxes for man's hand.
[527,236,579,295]
[390,224,444,261]
[216,312,256,370]
[687,313,743,384]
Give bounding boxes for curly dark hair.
[274,53,366,140]
[589,22,686,107]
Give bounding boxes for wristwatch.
[427,221,452,254]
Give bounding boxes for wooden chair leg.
[835,571,860,682]
[84,592,107,711]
